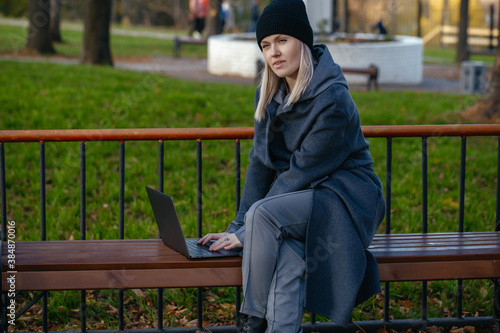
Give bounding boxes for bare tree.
[26,0,56,54]
[456,0,469,62]
[462,1,500,122]
[81,0,113,66]
[205,0,222,37]
[50,0,63,43]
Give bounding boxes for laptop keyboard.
[186,239,219,257]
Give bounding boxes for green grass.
[0,59,497,330]
[424,46,496,66]
[0,23,206,58]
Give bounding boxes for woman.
[198,0,386,332]
[189,0,208,38]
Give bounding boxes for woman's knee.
[244,200,271,231]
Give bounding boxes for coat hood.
[298,44,349,103]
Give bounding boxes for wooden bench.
[342,65,379,91]
[173,36,207,58]
[4,232,500,289]
[465,47,497,61]
[3,233,500,331]
[255,61,379,91]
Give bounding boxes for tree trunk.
[26,0,56,54]
[456,0,469,63]
[50,0,63,43]
[81,0,113,66]
[205,0,222,37]
[440,0,450,48]
[121,0,132,25]
[343,0,349,33]
[461,2,500,123]
[417,0,422,37]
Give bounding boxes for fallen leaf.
[450,327,465,333]
[464,326,475,333]
[402,300,413,308]
[132,289,144,297]
[424,326,441,333]
[106,304,118,314]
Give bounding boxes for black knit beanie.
[256,0,314,51]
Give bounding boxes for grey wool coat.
[226,44,386,326]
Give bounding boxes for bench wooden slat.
[3,232,500,291]
[2,239,241,271]
[378,260,500,281]
[371,232,500,263]
[6,267,243,291]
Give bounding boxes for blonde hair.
[255,42,314,121]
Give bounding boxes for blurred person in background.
[189,0,208,38]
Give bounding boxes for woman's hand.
[198,232,242,251]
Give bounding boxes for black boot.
[236,313,267,333]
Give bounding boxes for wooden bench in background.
[342,64,379,91]
[1,125,500,332]
[465,47,497,61]
[173,36,207,58]
[255,60,379,91]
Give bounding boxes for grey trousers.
[240,189,314,333]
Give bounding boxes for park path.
[0,17,463,92]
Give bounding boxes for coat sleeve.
[225,147,276,244]
[225,88,276,244]
[266,99,355,198]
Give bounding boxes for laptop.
[145,186,242,259]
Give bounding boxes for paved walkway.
[0,54,463,93]
[0,17,463,93]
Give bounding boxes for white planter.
[208,33,263,79]
[326,34,423,84]
[208,33,423,85]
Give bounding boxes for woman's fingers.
[209,233,242,251]
[197,232,229,245]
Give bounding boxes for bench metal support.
[494,278,500,333]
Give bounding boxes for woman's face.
[260,34,302,89]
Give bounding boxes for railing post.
[80,142,87,333]
[385,138,392,234]
[118,141,125,331]
[196,139,203,331]
[457,136,467,321]
[39,142,48,333]
[459,137,467,233]
[158,140,165,331]
[235,140,242,321]
[421,137,428,321]
[384,137,392,322]
[40,142,46,242]
[80,142,87,240]
[422,137,428,234]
